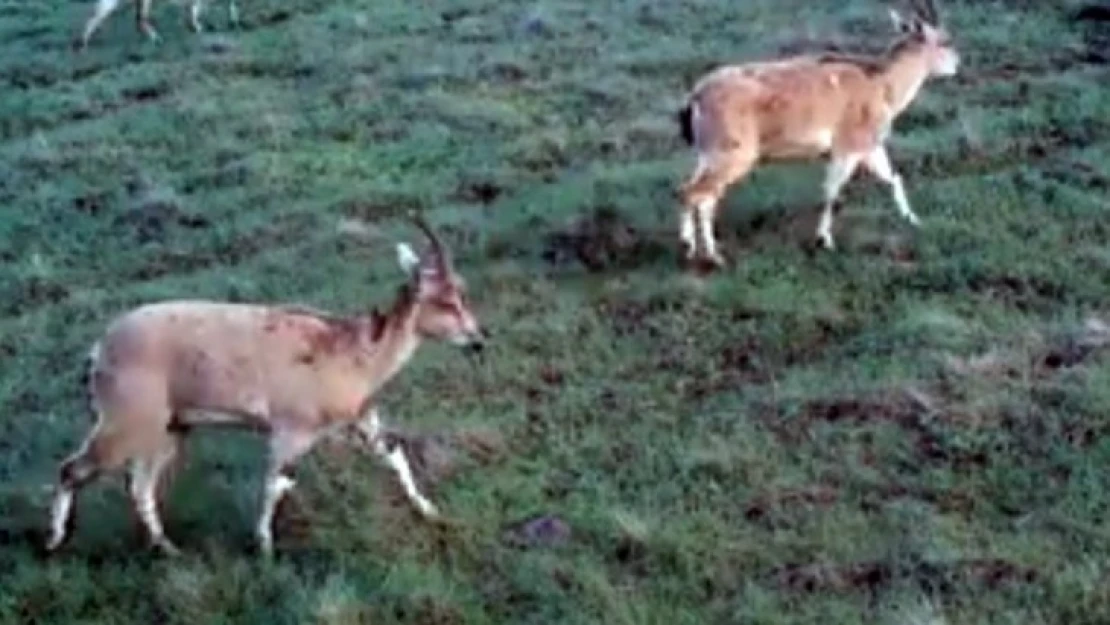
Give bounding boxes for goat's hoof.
[816,234,836,251]
[43,537,65,555]
[416,501,441,521]
[154,538,182,557]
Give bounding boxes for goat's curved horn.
[408,211,451,273]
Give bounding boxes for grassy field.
[1,0,1109,622]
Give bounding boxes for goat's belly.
[762,143,830,161]
[173,406,272,432]
[762,128,834,161]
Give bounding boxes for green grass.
[1,0,1109,622]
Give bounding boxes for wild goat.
[675,0,959,266]
[78,0,239,49]
[45,216,487,556]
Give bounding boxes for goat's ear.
[396,242,421,276]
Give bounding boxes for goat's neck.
[879,47,930,116]
[356,286,422,398]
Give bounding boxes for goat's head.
[396,215,487,354]
[890,0,959,77]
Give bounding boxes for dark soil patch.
[121,82,171,104]
[71,191,112,217]
[968,273,1068,312]
[1,277,71,316]
[773,557,1038,594]
[744,485,839,523]
[774,392,992,470]
[454,178,506,205]
[1038,318,1110,373]
[543,206,669,272]
[114,195,211,245]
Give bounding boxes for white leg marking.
[257,474,295,555]
[129,451,180,555]
[696,198,723,264]
[355,408,382,442]
[257,429,315,555]
[680,210,696,258]
[357,408,439,519]
[81,0,122,47]
[190,0,204,32]
[228,0,239,25]
[46,488,74,551]
[138,0,160,42]
[865,146,919,225]
[380,445,439,519]
[817,154,863,249]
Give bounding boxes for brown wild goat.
[78,0,239,49]
[46,215,487,556]
[675,0,959,266]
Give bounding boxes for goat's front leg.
[354,408,439,520]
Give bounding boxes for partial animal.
[675,0,959,266]
[45,215,487,556]
[79,0,239,49]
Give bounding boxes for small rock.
[503,514,572,548]
[518,10,552,37]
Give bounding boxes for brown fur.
[675,2,959,262]
[47,224,486,554]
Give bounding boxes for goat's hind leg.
[79,0,122,49]
[816,152,864,250]
[46,422,132,552]
[187,0,206,32]
[135,0,160,42]
[128,432,183,555]
[678,148,757,268]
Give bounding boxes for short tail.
[81,342,101,421]
[676,102,695,146]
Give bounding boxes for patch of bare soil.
[542,206,670,272]
[944,317,1110,380]
[1074,3,1110,63]
[773,557,1038,594]
[767,391,991,471]
[744,485,840,523]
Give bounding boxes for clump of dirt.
[543,206,668,272]
[454,178,505,205]
[71,191,111,217]
[121,82,171,104]
[1038,317,1110,373]
[773,557,1038,594]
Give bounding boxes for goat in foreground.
[79,0,239,49]
[46,216,486,556]
[675,0,959,266]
